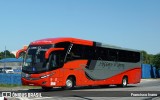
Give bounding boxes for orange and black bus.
[16,37,141,90]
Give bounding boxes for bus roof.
[30,37,140,52]
[30,37,93,46]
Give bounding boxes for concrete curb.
[141,79,160,82]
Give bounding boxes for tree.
[152,53,160,69]
[0,50,15,59]
[141,51,154,64]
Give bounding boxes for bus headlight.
[40,73,54,79]
[40,74,50,79]
[21,72,31,78]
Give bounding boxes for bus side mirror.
[45,48,64,59]
[16,49,26,58]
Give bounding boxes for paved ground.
[0,79,160,100]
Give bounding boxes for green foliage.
[152,53,160,69]
[0,84,21,87]
[141,50,160,68]
[141,51,154,64]
[0,50,15,59]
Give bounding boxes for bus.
[16,37,142,90]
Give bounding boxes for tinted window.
[83,46,95,60]
[65,44,95,61]
[66,44,84,61]
[55,42,71,62]
[93,47,140,63]
[118,50,140,62]
[55,42,70,52]
[49,51,64,70]
[108,49,118,61]
[62,43,140,63]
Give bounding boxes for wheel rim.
[123,78,127,86]
[66,79,73,88]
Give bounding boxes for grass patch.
[0,84,21,87]
[20,86,41,89]
[0,84,40,89]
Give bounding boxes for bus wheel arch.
[63,75,76,89]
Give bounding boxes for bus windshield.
[22,45,65,74]
[22,45,52,73]
[22,47,47,73]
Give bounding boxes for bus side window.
[133,52,140,62]
[118,50,126,62]
[67,44,83,61]
[49,51,64,70]
[94,47,105,60]
[95,47,101,60]
[100,48,108,60]
[83,46,95,60]
[118,50,140,63]
[108,49,118,61]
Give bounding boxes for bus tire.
[63,77,75,89]
[117,76,128,87]
[42,86,52,91]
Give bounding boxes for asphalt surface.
[0,79,160,100]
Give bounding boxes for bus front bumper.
[21,77,64,87]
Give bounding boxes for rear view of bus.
[16,37,141,90]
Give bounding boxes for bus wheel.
[122,77,128,87]
[117,77,128,87]
[64,77,75,89]
[42,87,52,91]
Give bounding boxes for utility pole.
[3,46,6,73]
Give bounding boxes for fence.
[0,73,21,85]
[142,64,160,78]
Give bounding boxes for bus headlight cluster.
[21,72,31,78]
[40,73,54,79]
[40,74,50,79]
